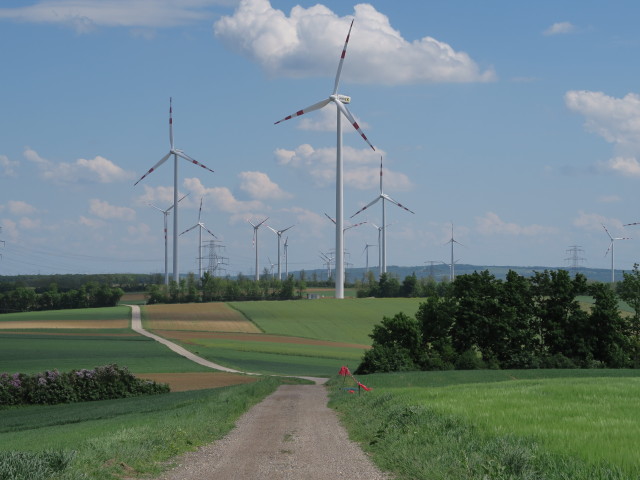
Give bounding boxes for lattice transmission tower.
[565,245,586,271]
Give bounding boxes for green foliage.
[0,450,76,480]
[0,365,169,407]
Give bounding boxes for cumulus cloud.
[543,21,576,36]
[7,200,37,216]
[0,0,232,33]
[603,156,640,177]
[573,210,625,232]
[79,216,105,228]
[476,212,557,236]
[0,154,18,177]
[275,143,388,189]
[183,177,264,217]
[598,194,622,203]
[214,0,495,85]
[24,147,135,184]
[89,199,136,221]
[238,171,292,200]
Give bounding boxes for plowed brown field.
[143,303,260,333]
[136,372,258,392]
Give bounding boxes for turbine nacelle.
[337,94,351,104]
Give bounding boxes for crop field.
[142,303,261,333]
[0,306,131,330]
[331,369,640,479]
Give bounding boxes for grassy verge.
[0,376,305,479]
[329,370,640,479]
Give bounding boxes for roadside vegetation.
[330,369,640,479]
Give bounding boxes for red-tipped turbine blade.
[198,197,203,222]
[179,224,198,236]
[602,224,613,240]
[335,100,375,150]
[275,98,331,124]
[351,196,381,218]
[379,156,384,193]
[333,19,354,95]
[204,226,217,239]
[134,152,172,186]
[175,151,215,173]
[169,97,174,150]
[383,193,415,214]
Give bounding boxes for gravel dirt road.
[155,383,391,480]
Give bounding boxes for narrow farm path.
[128,305,391,480]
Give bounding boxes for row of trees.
[356,272,450,298]
[0,283,124,314]
[357,268,640,373]
[146,272,307,304]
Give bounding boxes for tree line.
[357,268,640,374]
[0,282,124,313]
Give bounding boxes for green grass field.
[330,369,640,479]
[0,306,131,323]
[229,297,424,344]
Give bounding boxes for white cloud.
[238,171,292,200]
[573,210,624,232]
[214,0,495,85]
[604,156,640,177]
[476,212,557,236]
[0,154,18,177]
[543,21,576,36]
[1,219,19,241]
[274,143,385,189]
[8,200,37,216]
[0,0,232,33]
[598,194,622,203]
[19,217,41,229]
[89,199,136,221]
[24,147,135,184]
[565,90,640,150]
[79,216,105,228]
[183,177,264,215]
[295,107,370,133]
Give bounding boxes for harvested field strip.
[0,319,129,329]
[136,372,258,392]
[142,303,260,333]
[152,330,370,349]
[0,330,137,337]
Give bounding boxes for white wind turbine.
[248,217,269,281]
[351,157,414,274]
[275,19,375,299]
[149,192,189,286]
[603,224,631,283]
[266,224,295,281]
[180,197,217,280]
[446,223,464,281]
[284,236,290,277]
[325,213,366,279]
[134,98,214,283]
[363,242,376,274]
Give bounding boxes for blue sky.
[2,0,640,277]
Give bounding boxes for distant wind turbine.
[180,197,217,280]
[351,156,414,273]
[325,213,365,279]
[248,217,269,281]
[275,20,374,299]
[284,236,290,277]
[266,224,295,280]
[134,98,214,282]
[603,224,631,283]
[149,192,189,286]
[363,242,376,274]
[446,223,464,281]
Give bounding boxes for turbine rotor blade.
[179,224,198,236]
[134,152,172,186]
[166,192,190,212]
[333,19,355,95]
[198,197,203,222]
[334,100,375,150]
[169,97,174,150]
[351,196,381,218]
[382,193,415,214]
[175,151,215,173]
[602,224,613,240]
[203,226,217,239]
[274,98,331,124]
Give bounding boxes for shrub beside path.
[128,306,390,479]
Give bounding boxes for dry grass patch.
[136,372,258,392]
[0,319,129,329]
[143,303,260,333]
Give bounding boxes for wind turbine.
[446,223,464,281]
[284,236,290,277]
[149,192,189,286]
[248,217,269,281]
[351,156,414,274]
[134,98,214,283]
[266,224,295,280]
[603,224,631,283]
[370,222,391,277]
[180,197,217,280]
[275,20,374,299]
[363,242,376,274]
[325,213,365,280]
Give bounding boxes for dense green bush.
[0,364,169,407]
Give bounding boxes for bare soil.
[135,372,258,392]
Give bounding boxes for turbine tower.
[275,20,375,299]
[351,156,414,273]
[325,213,366,277]
[284,236,290,277]
[266,224,295,280]
[134,98,214,283]
[446,223,464,281]
[603,224,631,283]
[363,242,376,274]
[149,193,189,286]
[180,197,217,280]
[248,217,269,281]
